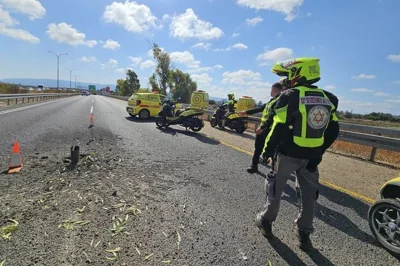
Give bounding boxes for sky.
[0,0,399,114]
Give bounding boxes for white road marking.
[90,106,94,114]
[0,98,66,116]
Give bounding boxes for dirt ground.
[0,129,193,266]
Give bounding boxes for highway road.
[0,95,398,265]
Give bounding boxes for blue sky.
[0,0,399,114]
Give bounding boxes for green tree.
[122,69,140,96]
[115,79,125,95]
[149,73,160,93]
[150,43,171,95]
[138,88,150,93]
[257,100,263,107]
[169,69,197,103]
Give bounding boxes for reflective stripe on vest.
[293,87,335,148]
[261,97,279,124]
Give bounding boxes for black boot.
[297,230,314,251]
[255,213,273,238]
[247,164,258,173]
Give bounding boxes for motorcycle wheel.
[368,198,400,256]
[235,126,246,134]
[190,126,202,132]
[156,117,165,129]
[210,117,217,127]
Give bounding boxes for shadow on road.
[157,127,220,145]
[124,116,156,123]
[267,237,308,266]
[280,182,382,249]
[214,126,257,141]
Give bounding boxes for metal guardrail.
[0,93,79,105]
[103,94,400,162]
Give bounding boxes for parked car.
[126,92,166,119]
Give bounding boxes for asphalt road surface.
[0,95,398,266]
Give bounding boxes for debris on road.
[0,219,19,240]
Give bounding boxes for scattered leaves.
[144,253,154,261]
[75,206,86,214]
[176,231,181,249]
[105,247,121,261]
[1,219,19,240]
[110,215,129,236]
[59,219,90,230]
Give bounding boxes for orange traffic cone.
[89,114,94,127]
[8,141,23,173]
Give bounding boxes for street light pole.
[65,68,75,90]
[48,51,68,89]
[73,75,79,89]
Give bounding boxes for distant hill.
[1,78,116,90]
[1,78,230,100]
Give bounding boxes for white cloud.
[222,69,262,85]
[46,22,97,47]
[80,56,97,63]
[351,88,374,93]
[352,74,376,79]
[0,6,40,43]
[213,43,248,52]
[229,43,248,50]
[385,98,400,104]
[129,56,142,66]
[2,0,46,20]
[246,16,263,26]
[391,80,400,85]
[191,42,212,51]
[387,54,400,62]
[140,60,156,69]
[162,14,171,21]
[237,0,304,22]
[102,39,120,50]
[276,32,283,38]
[232,32,240,38]
[169,8,223,40]
[186,67,213,74]
[101,59,118,69]
[102,0,161,33]
[0,27,40,43]
[191,73,212,85]
[108,59,118,68]
[170,51,201,68]
[186,64,224,74]
[256,47,293,65]
[0,6,18,26]
[374,92,391,97]
[115,68,125,74]
[306,12,312,16]
[324,85,336,90]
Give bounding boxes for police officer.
[238,82,285,173]
[221,93,236,127]
[255,58,340,251]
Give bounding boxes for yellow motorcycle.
[155,100,205,132]
[368,176,400,256]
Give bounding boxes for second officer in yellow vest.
[255,58,340,252]
[239,82,285,173]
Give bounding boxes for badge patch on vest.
[307,106,329,129]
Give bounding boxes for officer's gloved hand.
[306,156,322,172]
[260,151,274,166]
